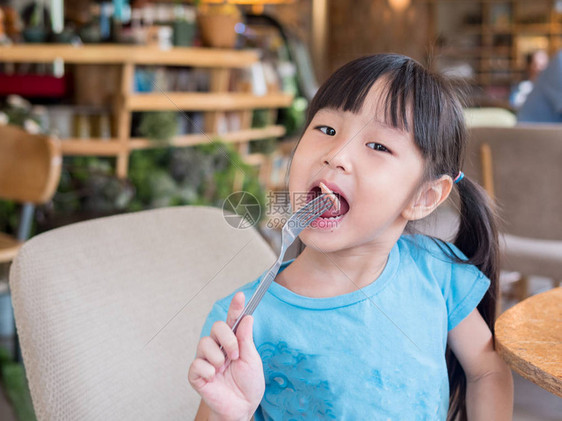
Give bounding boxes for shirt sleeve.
[446,262,491,331]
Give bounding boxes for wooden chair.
[9,206,275,419]
[0,124,62,263]
[0,124,61,362]
[468,125,562,302]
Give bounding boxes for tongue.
[320,196,349,218]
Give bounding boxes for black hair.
[286,53,500,421]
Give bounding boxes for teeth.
[318,182,341,212]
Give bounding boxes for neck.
[278,236,398,298]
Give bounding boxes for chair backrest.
[0,124,62,204]
[9,206,276,420]
[468,125,562,240]
[463,107,517,128]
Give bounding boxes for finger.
[236,315,257,361]
[188,358,217,390]
[210,321,239,361]
[226,291,246,328]
[196,336,226,368]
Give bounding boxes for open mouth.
[307,186,350,219]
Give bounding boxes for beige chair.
[9,206,276,420]
[463,107,517,128]
[468,125,562,300]
[0,124,62,262]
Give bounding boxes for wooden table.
[495,287,562,397]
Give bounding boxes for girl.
[188,54,514,420]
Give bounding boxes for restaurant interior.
[0,0,561,419]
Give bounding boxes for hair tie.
[453,171,464,184]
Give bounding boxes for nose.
[321,137,352,173]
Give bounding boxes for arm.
[195,399,210,421]
[447,308,514,421]
[194,400,255,421]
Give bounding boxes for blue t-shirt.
[199,235,491,420]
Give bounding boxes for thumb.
[236,315,258,360]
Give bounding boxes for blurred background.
[0,1,561,420]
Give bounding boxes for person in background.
[510,50,549,110]
[518,50,562,123]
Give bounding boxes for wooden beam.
[127,92,294,111]
[0,45,259,67]
[129,125,286,150]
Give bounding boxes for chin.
[299,229,347,253]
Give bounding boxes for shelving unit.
[429,0,562,105]
[0,44,294,180]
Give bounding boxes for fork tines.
[299,194,333,224]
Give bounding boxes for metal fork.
[219,193,333,357]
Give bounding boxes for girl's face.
[288,80,428,253]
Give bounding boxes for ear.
[402,175,454,221]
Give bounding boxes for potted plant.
[21,2,49,43]
[173,4,197,47]
[195,1,242,48]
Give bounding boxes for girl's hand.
[188,292,265,421]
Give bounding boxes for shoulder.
[397,234,484,285]
[398,233,468,265]
[399,235,491,330]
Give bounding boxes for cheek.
[287,158,306,208]
[288,146,311,186]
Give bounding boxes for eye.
[367,142,391,153]
[315,125,336,136]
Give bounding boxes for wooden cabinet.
[429,0,562,105]
[0,44,294,181]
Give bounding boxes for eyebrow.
[372,118,409,135]
[315,108,410,138]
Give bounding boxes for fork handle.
[232,259,281,333]
[218,257,282,359]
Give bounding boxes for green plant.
[0,200,19,235]
[37,156,135,227]
[0,95,45,134]
[282,97,308,137]
[138,111,178,143]
[127,140,266,224]
[0,96,266,233]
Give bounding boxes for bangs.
[305,54,416,133]
[303,54,458,165]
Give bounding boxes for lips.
[307,180,350,218]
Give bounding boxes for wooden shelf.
[0,45,293,185]
[129,125,287,150]
[0,44,259,67]
[127,92,294,111]
[58,125,287,155]
[60,139,124,156]
[431,0,562,105]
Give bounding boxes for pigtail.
[446,176,500,421]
